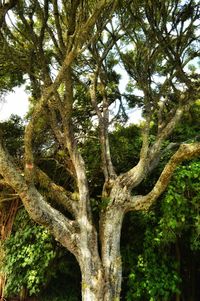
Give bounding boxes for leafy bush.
[126,159,200,300]
[4,208,57,297]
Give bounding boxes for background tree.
[0,116,24,300]
[0,1,200,300]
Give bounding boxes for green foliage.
[160,159,200,250]
[126,213,181,301]
[110,124,141,173]
[0,51,24,93]
[3,208,80,300]
[127,252,180,301]
[0,115,24,158]
[4,209,57,297]
[126,159,200,300]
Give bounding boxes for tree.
[0,1,200,300]
[0,116,24,300]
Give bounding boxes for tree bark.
[80,259,104,301]
[99,183,128,301]
[79,216,123,301]
[100,208,123,301]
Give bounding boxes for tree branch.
[127,142,200,211]
[0,142,79,257]
[89,37,119,183]
[0,0,17,27]
[23,0,117,183]
[52,0,65,53]
[119,117,151,190]
[35,167,78,218]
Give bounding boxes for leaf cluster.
[0,115,24,158]
[125,158,200,300]
[3,208,57,297]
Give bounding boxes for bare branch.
[89,72,117,182]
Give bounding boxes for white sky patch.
[127,107,144,125]
[0,86,29,121]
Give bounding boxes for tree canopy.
[0,1,200,300]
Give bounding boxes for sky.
[0,87,29,122]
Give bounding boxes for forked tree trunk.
[77,233,122,300]
[80,264,104,301]
[78,197,124,301]
[80,250,122,301]
[82,270,120,301]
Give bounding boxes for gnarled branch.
[127,142,200,211]
[0,142,79,257]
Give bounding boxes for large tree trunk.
[80,262,104,301]
[90,184,126,301]
[79,239,122,301]
[81,264,121,301]
[76,192,124,301]
[77,207,123,301]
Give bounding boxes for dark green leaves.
[4,209,57,296]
